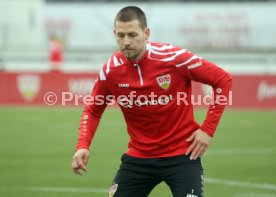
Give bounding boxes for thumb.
[186,132,196,142]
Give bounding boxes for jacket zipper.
[136,64,144,86]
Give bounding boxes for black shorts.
[109,154,204,197]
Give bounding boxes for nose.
[123,36,130,46]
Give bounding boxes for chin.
[124,53,134,59]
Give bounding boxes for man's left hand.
[185,129,212,160]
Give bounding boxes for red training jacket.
[75,42,232,158]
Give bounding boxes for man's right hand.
[71,148,90,176]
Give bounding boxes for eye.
[129,33,137,37]
[117,33,124,38]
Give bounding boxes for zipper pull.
[133,61,138,67]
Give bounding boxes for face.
[114,19,150,60]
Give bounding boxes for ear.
[144,28,150,40]
[113,29,116,37]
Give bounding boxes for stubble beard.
[123,48,143,61]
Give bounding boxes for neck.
[131,44,147,62]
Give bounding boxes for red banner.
[0,71,275,109]
[0,71,97,105]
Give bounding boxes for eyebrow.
[116,31,138,35]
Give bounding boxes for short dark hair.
[115,6,147,29]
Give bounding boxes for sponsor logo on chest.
[156,74,171,89]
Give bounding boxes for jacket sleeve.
[175,49,233,136]
[75,66,111,151]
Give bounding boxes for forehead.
[115,20,142,33]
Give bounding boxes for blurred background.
[0,0,276,197]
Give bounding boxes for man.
[71,6,232,197]
[49,34,63,70]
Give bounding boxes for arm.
[72,68,110,175]
[175,50,233,159]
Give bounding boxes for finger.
[76,157,87,172]
[72,159,82,175]
[190,143,201,160]
[72,159,79,169]
[199,144,209,157]
[186,141,197,155]
[193,145,206,160]
[83,154,89,166]
[186,132,196,142]
[73,168,82,176]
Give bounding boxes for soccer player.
[71,6,232,197]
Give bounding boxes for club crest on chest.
[156,74,171,90]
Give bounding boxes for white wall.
[45,2,276,51]
[0,0,46,51]
[1,2,276,52]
